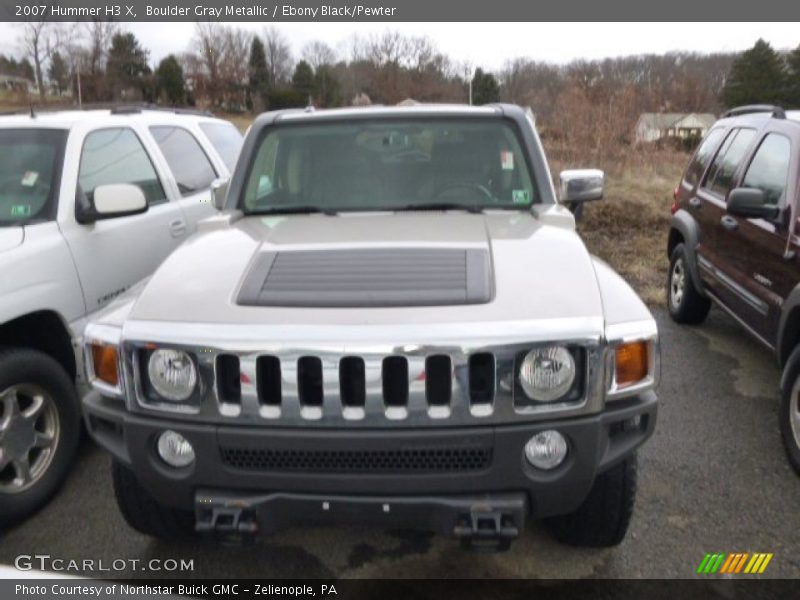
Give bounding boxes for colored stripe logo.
[697,553,773,574]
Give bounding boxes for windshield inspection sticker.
[20,171,39,187]
[501,151,514,170]
[10,204,31,217]
[512,190,530,204]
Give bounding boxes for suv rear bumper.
[83,391,656,529]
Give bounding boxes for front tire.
[545,455,637,547]
[112,461,196,539]
[779,349,800,475]
[667,243,711,324]
[0,348,80,528]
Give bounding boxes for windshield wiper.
[248,205,338,216]
[394,202,483,214]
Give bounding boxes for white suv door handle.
[169,219,186,237]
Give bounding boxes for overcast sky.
[1,22,798,70]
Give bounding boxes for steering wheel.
[435,182,494,201]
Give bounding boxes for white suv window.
[150,126,217,197]
[78,128,167,205]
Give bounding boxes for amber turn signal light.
[91,343,119,386]
[615,341,649,387]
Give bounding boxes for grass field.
[574,153,685,305]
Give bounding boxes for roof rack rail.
[721,104,786,119]
[0,102,214,118]
[106,103,214,117]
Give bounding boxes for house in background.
[635,112,716,143]
[0,73,36,94]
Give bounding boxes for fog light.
[156,430,195,468]
[524,430,567,470]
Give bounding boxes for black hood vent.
[237,248,492,308]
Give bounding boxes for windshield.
[241,118,536,214]
[0,129,65,226]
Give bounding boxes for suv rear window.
[703,128,756,198]
[0,129,65,225]
[150,126,217,196]
[199,122,243,171]
[242,118,536,213]
[683,127,725,186]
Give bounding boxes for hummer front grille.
[125,342,605,428]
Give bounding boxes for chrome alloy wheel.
[790,377,800,451]
[0,384,60,494]
[670,257,686,311]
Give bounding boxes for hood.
[0,226,24,253]
[129,209,604,334]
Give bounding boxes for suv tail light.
[671,187,679,214]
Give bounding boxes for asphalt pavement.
[1,307,799,579]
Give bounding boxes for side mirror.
[559,169,604,220]
[559,169,605,203]
[211,178,230,210]
[727,187,779,221]
[77,183,147,223]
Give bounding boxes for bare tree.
[262,26,293,87]
[302,40,336,70]
[190,22,227,106]
[82,20,119,75]
[19,20,54,100]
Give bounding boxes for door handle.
[169,219,186,237]
[720,215,739,232]
[689,197,702,209]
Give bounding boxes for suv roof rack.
[721,104,786,120]
[106,103,214,117]
[0,102,214,118]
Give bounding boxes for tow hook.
[196,495,258,544]
[453,509,520,552]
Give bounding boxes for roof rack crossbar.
[722,104,786,120]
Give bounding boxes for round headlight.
[147,349,197,401]
[519,346,575,402]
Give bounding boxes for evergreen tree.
[106,32,151,100]
[314,64,341,107]
[471,68,500,105]
[786,44,800,108]
[155,55,186,106]
[720,39,788,107]
[291,60,315,103]
[248,37,270,111]
[47,51,69,95]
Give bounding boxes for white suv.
[0,107,243,525]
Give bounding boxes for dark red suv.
[667,105,800,474]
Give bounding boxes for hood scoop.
[237,248,492,308]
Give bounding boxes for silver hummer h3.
[83,104,659,550]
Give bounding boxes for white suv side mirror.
[92,183,147,219]
[211,178,230,211]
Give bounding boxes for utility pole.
[464,64,473,106]
[76,62,82,108]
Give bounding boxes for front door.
[713,132,796,343]
[62,127,187,312]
